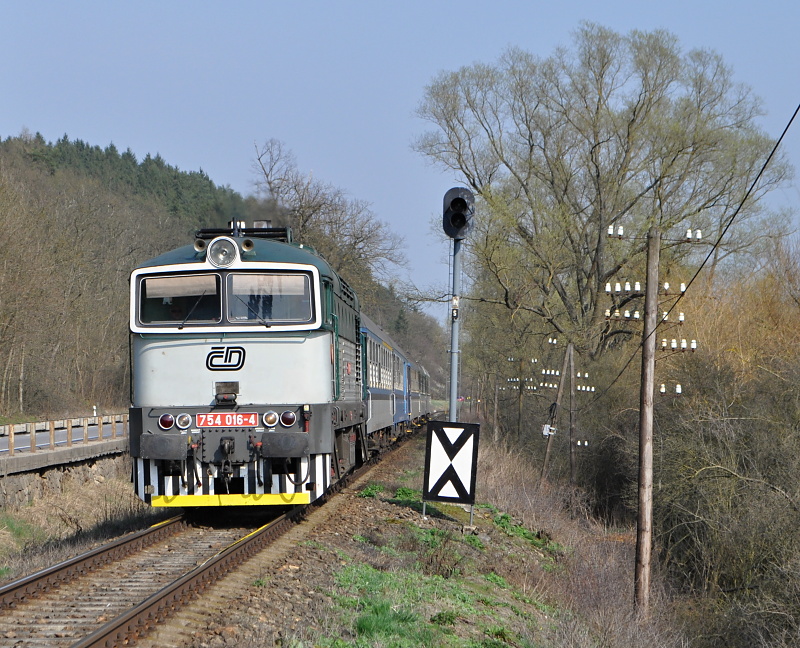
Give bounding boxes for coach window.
[227,273,313,324]
[139,274,221,325]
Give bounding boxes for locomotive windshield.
[228,273,313,323]
[136,271,314,328]
[140,275,221,325]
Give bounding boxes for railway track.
[0,425,421,647]
[0,512,299,647]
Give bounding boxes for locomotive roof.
[136,236,340,284]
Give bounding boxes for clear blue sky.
[3,1,798,318]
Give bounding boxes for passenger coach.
[361,314,430,448]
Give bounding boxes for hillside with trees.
[416,23,799,647]
[0,132,446,417]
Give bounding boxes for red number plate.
[196,412,259,428]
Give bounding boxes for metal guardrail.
[0,415,125,436]
[0,414,128,456]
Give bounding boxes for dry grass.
[477,442,689,647]
[0,457,168,583]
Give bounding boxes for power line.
[582,102,800,411]
[667,102,800,315]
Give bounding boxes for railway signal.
[443,187,476,421]
[442,187,475,240]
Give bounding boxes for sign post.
[423,188,480,523]
[423,422,480,523]
[441,187,474,421]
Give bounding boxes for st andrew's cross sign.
[423,421,480,505]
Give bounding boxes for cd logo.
[206,346,246,371]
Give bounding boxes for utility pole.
[569,347,577,484]
[540,342,573,485]
[605,224,699,614]
[516,358,524,441]
[492,375,500,443]
[634,226,660,616]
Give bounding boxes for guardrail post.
[0,412,130,456]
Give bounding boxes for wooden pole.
[517,358,524,442]
[492,374,499,443]
[634,226,660,616]
[540,343,573,485]
[568,346,576,484]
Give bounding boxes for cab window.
[227,273,313,324]
[139,275,221,325]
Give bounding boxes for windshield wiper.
[178,291,206,330]
[235,294,272,328]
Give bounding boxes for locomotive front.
[128,227,364,507]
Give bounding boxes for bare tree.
[253,139,405,293]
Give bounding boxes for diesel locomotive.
[128,223,430,507]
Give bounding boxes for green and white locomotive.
[128,223,429,507]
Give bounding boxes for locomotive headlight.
[175,413,192,429]
[207,238,237,267]
[280,410,297,427]
[263,411,279,428]
[158,413,175,430]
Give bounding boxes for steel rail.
[0,515,185,609]
[72,507,306,648]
